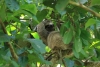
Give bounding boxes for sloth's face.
[34,19,55,32]
[45,22,55,32]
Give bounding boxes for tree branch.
[0,19,18,61]
[69,1,100,18]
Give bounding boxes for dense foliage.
[0,0,100,67]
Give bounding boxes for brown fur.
[47,31,68,50]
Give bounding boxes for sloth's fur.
[35,19,73,65]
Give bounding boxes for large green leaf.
[5,0,19,11]
[63,30,73,44]
[20,4,37,15]
[27,39,46,54]
[85,18,96,29]
[55,0,69,15]
[36,9,48,22]
[74,37,82,52]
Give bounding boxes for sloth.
[34,19,55,45]
[35,19,70,50]
[35,19,73,65]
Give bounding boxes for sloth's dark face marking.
[45,24,55,32]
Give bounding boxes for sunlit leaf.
[31,32,40,39]
[45,46,51,52]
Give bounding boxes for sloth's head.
[44,20,55,32]
[34,19,55,32]
[34,19,55,45]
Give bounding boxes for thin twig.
[0,19,18,61]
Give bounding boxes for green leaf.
[82,38,89,45]
[80,49,88,58]
[85,18,96,29]
[80,29,90,40]
[74,37,82,52]
[63,30,73,44]
[11,60,19,67]
[21,4,37,15]
[55,0,69,14]
[73,48,79,58]
[1,55,11,61]
[31,32,40,39]
[0,3,6,21]
[27,39,46,54]
[28,51,50,64]
[28,53,43,63]
[5,0,19,11]
[43,0,57,8]
[18,56,28,67]
[91,0,100,5]
[36,9,48,22]
[0,34,15,42]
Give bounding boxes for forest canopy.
[0,0,100,67]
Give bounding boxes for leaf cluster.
[0,0,100,67]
